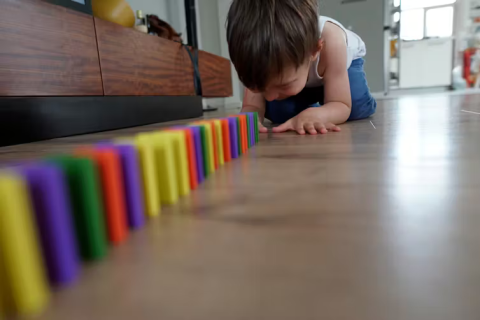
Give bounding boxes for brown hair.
[226,0,319,91]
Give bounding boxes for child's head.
[227,0,321,101]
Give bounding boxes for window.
[425,6,454,37]
[401,9,425,41]
[400,0,455,40]
[401,0,455,10]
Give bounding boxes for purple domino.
[98,143,145,230]
[171,126,205,184]
[227,118,239,159]
[18,163,79,286]
[115,144,146,229]
[248,113,255,146]
[190,126,205,183]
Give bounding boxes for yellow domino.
[213,120,224,166]
[168,131,190,197]
[151,132,179,205]
[0,172,49,317]
[135,134,161,217]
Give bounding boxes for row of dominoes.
[0,113,259,318]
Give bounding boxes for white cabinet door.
[422,38,453,87]
[399,38,453,88]
[400,41,426,88]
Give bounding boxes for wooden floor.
[3,93,480,320]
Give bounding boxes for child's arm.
[273,25,351,135]
[240,88,268,133]
[318,28,352,124]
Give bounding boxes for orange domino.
[232,115,248,154]
[241,115,248,153]
[182,128,198,190]
[75,147,128,245]
[220,119,232,163]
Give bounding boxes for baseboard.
[0,96,203,147]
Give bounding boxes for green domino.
[47,156,107,261]
[245,115,252,148]
[198,126,210,177]
[253,112,259,143]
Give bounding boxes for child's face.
[254,44,322,101]
[259,62,312,101]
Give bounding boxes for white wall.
[197,0,222,56]
[319,0,385,93]
[454,0,471,66]
[216,0,243,107]
[126,0,169,21]
[165,0,187,39]
[195,0,243,108]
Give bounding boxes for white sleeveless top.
[305,16,366,88]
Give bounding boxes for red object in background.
[75,147,128,245]
[464,48,477,87]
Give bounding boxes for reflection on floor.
[2,93,480,320]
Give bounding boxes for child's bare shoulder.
[322,22,347,44]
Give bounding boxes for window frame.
[400,3,455,41]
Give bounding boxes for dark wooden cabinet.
[94,18,233,97]
[0,0,233,98]
[0,0,233,146]
[94,18,195,96]
[199,50,233,97]
[0,0,103,96]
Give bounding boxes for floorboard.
[2,93,480,320]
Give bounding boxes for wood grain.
[3,94,480,319]
[95,18,232,97]
[0,0,103,96]
[199,50,233,97]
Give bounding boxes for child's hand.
[258,121,268,133]
[272,107,341,135]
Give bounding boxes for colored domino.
[246,113,256,146]
[194,122,215,175]
[17,164,79,286]
[227,117,240,159]
[220,119,232,163]
[76,147,129,245]
[239,115,249,153]
[244,114,252,148]
[150,132,179,205]
[112,143,146,229]
[169,127,199,190]
[252,112,259,143]
[188,125,205,183]
[213,120,225,166]
[167,131,190,197]
[47,156,108,261]
[135,134,161,217]
[0,172,50,317]
[0,112,258,317]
